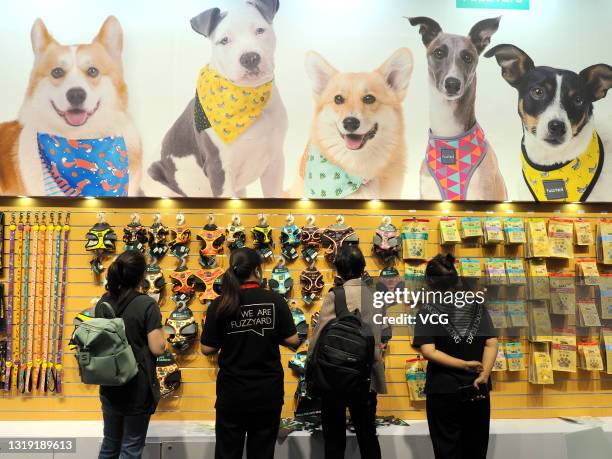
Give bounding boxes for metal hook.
[286,214,295,225]
[176,213,185,226]
[97,212,105,223]
[208,213,215,225]
[306,215,315,226]
[57,211,63,226]
[231,214,241,225]
[131,213,140,224]
[258,214,267,225]
[276,255,286,268]
[153,213,161,224]
[336,215,345,225]
[382,216,392,226]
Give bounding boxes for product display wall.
[0,199,611,421]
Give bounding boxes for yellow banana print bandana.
[195,65,273,144]
[521,130,603,202]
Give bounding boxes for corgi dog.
[291,49,413,199]
[0,16,141,197]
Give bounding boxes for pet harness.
[144,264,165,303]
[195,65,272,144]
[37,133,129,197]
[300,268,325,305]
[321,226,359,263]
[226,223,246,251]
[148,221,169,262]
[280,224,301,261]
[156,351,181,398]
[269,266,293,297]
[521,130,603,202]
[304,144,367,199]
[197,225,225,268]
[426,123,488,201]
[169,268,195,310]
[165,309,198,353]
[85,222,117,274]
[190,268,224,304]
[123,222,148,253]
[290,306,308,341]
[169,226,191,261]
[301,225,321,264]
[373,223,401,264]
[252,224,274,260]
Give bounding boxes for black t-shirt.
[95,291,162,415]
[412,304,496,394]
[201,285,297,412]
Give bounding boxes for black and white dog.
[486,44,612,202]
[145,0,287,197]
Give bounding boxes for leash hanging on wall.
[17,212,32,393]
[23,212,39,393]
[3,213,16,390]
[31,212,47,391]
[55,213,71,393]
[41,212,55,392]
[46,212,63,392]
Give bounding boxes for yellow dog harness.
[195,66,272,144]
[521,130,603,202]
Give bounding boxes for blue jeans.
[99,409,151,459]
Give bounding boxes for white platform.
[0,419,611,458]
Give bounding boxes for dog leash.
[54,213,70,393]
[42,212,55,392]
[12,213,24,391]
[46,212,63,392]
[23,212,39,392]
[18,212,32,393]
[3,213,16,391]
[32,212,47,391]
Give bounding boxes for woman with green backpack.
[95,251,165,459]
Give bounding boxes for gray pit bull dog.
[146,0,287,197]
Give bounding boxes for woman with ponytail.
[95,251,165,459]
[201,247,299,459]
[413,254,497,459]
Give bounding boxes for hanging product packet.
[602,328,612,374]
[574,221,594,246]
[483,216,504,244]
[527,259,550,300]
[401,219,429,260]
[549,274,576,315]
[529,301,552,342]
[577,300,601,327]
[405,358,427,401]
[458,258,481,278]
[504,217,526,244]
[599,275,612,320]
[578,340,604,371]
[493,342,508,372]
[506,259,527,285]
[506,301,528,328]
[439,218,461,245]
[596,221,612,265]
[526,219,551,258]
[486,259,508,285]
[404,262,427,293]
[487,301,508,329]
[529,342,554,384]
[576,259,600,286]
[551,329,577,372]
[460,217,483,239]
[548,219,574,259]
[506,341,525,371]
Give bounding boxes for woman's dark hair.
[106,250,147,304]
[425,253,459,291]
[334,244,366,281]
[218,247,262,317]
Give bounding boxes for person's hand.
[473,372,489,388]
[463,360,483,373]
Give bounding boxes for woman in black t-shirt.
[201,248,299,459]
[412,254,498,459]
[95,251,165,459]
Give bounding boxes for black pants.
[426,393,491,459]
[99,409,151,459]
[321,391,381,459]
[215,406,281,459]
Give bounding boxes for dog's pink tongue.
[65,110,88,127]
[345,135,363,151]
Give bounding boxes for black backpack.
[307,287,375,396]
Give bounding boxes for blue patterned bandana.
[37,132,129,197]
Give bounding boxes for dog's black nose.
[66,87,87,107]
[548,119,567,137]
[240,52,261,70]
[444,77,461,94]
[343,117,361,133]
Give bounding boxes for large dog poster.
[0,0,611,202]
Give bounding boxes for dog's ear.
[377,48,414,100]
[484,44,534,88]
[579,64,612,101]
[31,19,58,57]
[93,16,123,61]
[305,51,338,96]
[250,0,280,23]
[191,8,227,38]
[468,16,500,54]
[407,16,442,47]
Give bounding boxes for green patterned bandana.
[304,144,366,199]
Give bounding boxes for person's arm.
[420,343,483,373]
[147,328,166,356]
[283,334,300,349]
[201,344,219,355]
[201,302,222,356]
[275,296,299,349]
[473,337,498,388]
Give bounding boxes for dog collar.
[521,130,603,202]
[37,133,129,197]
[426,123,488,201]
[194,65,273,144]
[304,143,367,199]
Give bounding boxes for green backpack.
[71,301,139,386]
